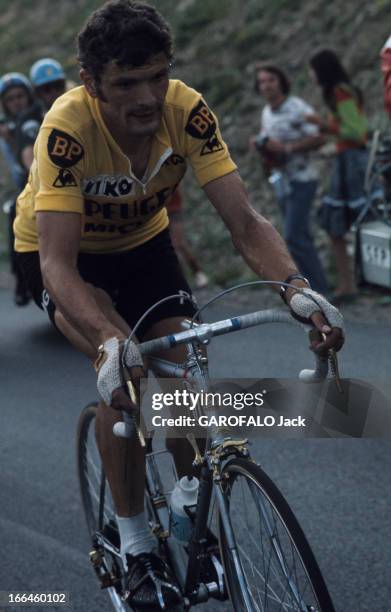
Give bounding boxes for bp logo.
[47,128,84,168]
[185,99,216,140]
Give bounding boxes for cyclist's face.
[2,86,30,117]
[84,53,170,139]
[256,70,282,102]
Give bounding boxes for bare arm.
[264,134,324,155]
[203,171,300,294]
[285,134,324,153]
[203,171,342,347]
[37,211,125,352]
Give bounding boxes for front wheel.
[218,458,335,612]
[77,402,128,611]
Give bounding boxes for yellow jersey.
[14,80,236,254]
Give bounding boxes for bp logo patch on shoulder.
[47,128,84,168]
[53,169,77,188]
[185,99,216,140]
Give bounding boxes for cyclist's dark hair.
[77,0,173,82]
[254,62,291,96]
[309,49,363,110]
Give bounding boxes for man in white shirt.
[250,63,329,294]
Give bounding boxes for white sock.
[116,513,155,569]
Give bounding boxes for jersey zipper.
[127,147,173,195]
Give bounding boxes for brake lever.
[321,333,343,394]
[328,349,344,394]
[122,365,146,448]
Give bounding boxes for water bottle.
[268,170,291,200]
[169,476,199,545]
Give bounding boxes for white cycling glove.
[95,337,144,406]
[289,288,345,335]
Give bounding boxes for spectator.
[30,58,67,112]
[0,73,33,190]
[14,59,68,173]
[167,188,209,289]
[250,62,328,294]
[380,35,391,118]
[307,49,383,304]
[0,72,35,305]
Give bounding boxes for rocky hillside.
[1,0,390,285]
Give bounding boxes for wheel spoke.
[79,408,117,530]
[236,542,296,610]
[253,484,311,609]
[238,511,284,607]
[219,462,328,612]
[86,453,102,485]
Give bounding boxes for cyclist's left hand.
[95,336,146,410]
[288,288,344,355]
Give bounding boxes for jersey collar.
[89,93,172,194]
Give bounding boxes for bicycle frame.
[118,308,334,608]
[141,321,253,605]
[148,354,306,607]
[144,314,316,608]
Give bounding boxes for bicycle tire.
[218,458,335,612]
[77,402,101,536]
[77,402,128,612]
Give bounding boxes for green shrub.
[176,0,233,48]
[233,20,274,53]
[189,68,242,108]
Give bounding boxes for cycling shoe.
[125,551,183,610]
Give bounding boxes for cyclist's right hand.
[288,288,344,355]
[95,336,145,410]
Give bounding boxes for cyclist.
[0,72,34,305]
[14,2,344,608]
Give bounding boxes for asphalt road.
[0,286,390,612]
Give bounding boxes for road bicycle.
[77,286,338,611]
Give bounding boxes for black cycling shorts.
[17,229,197,339]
